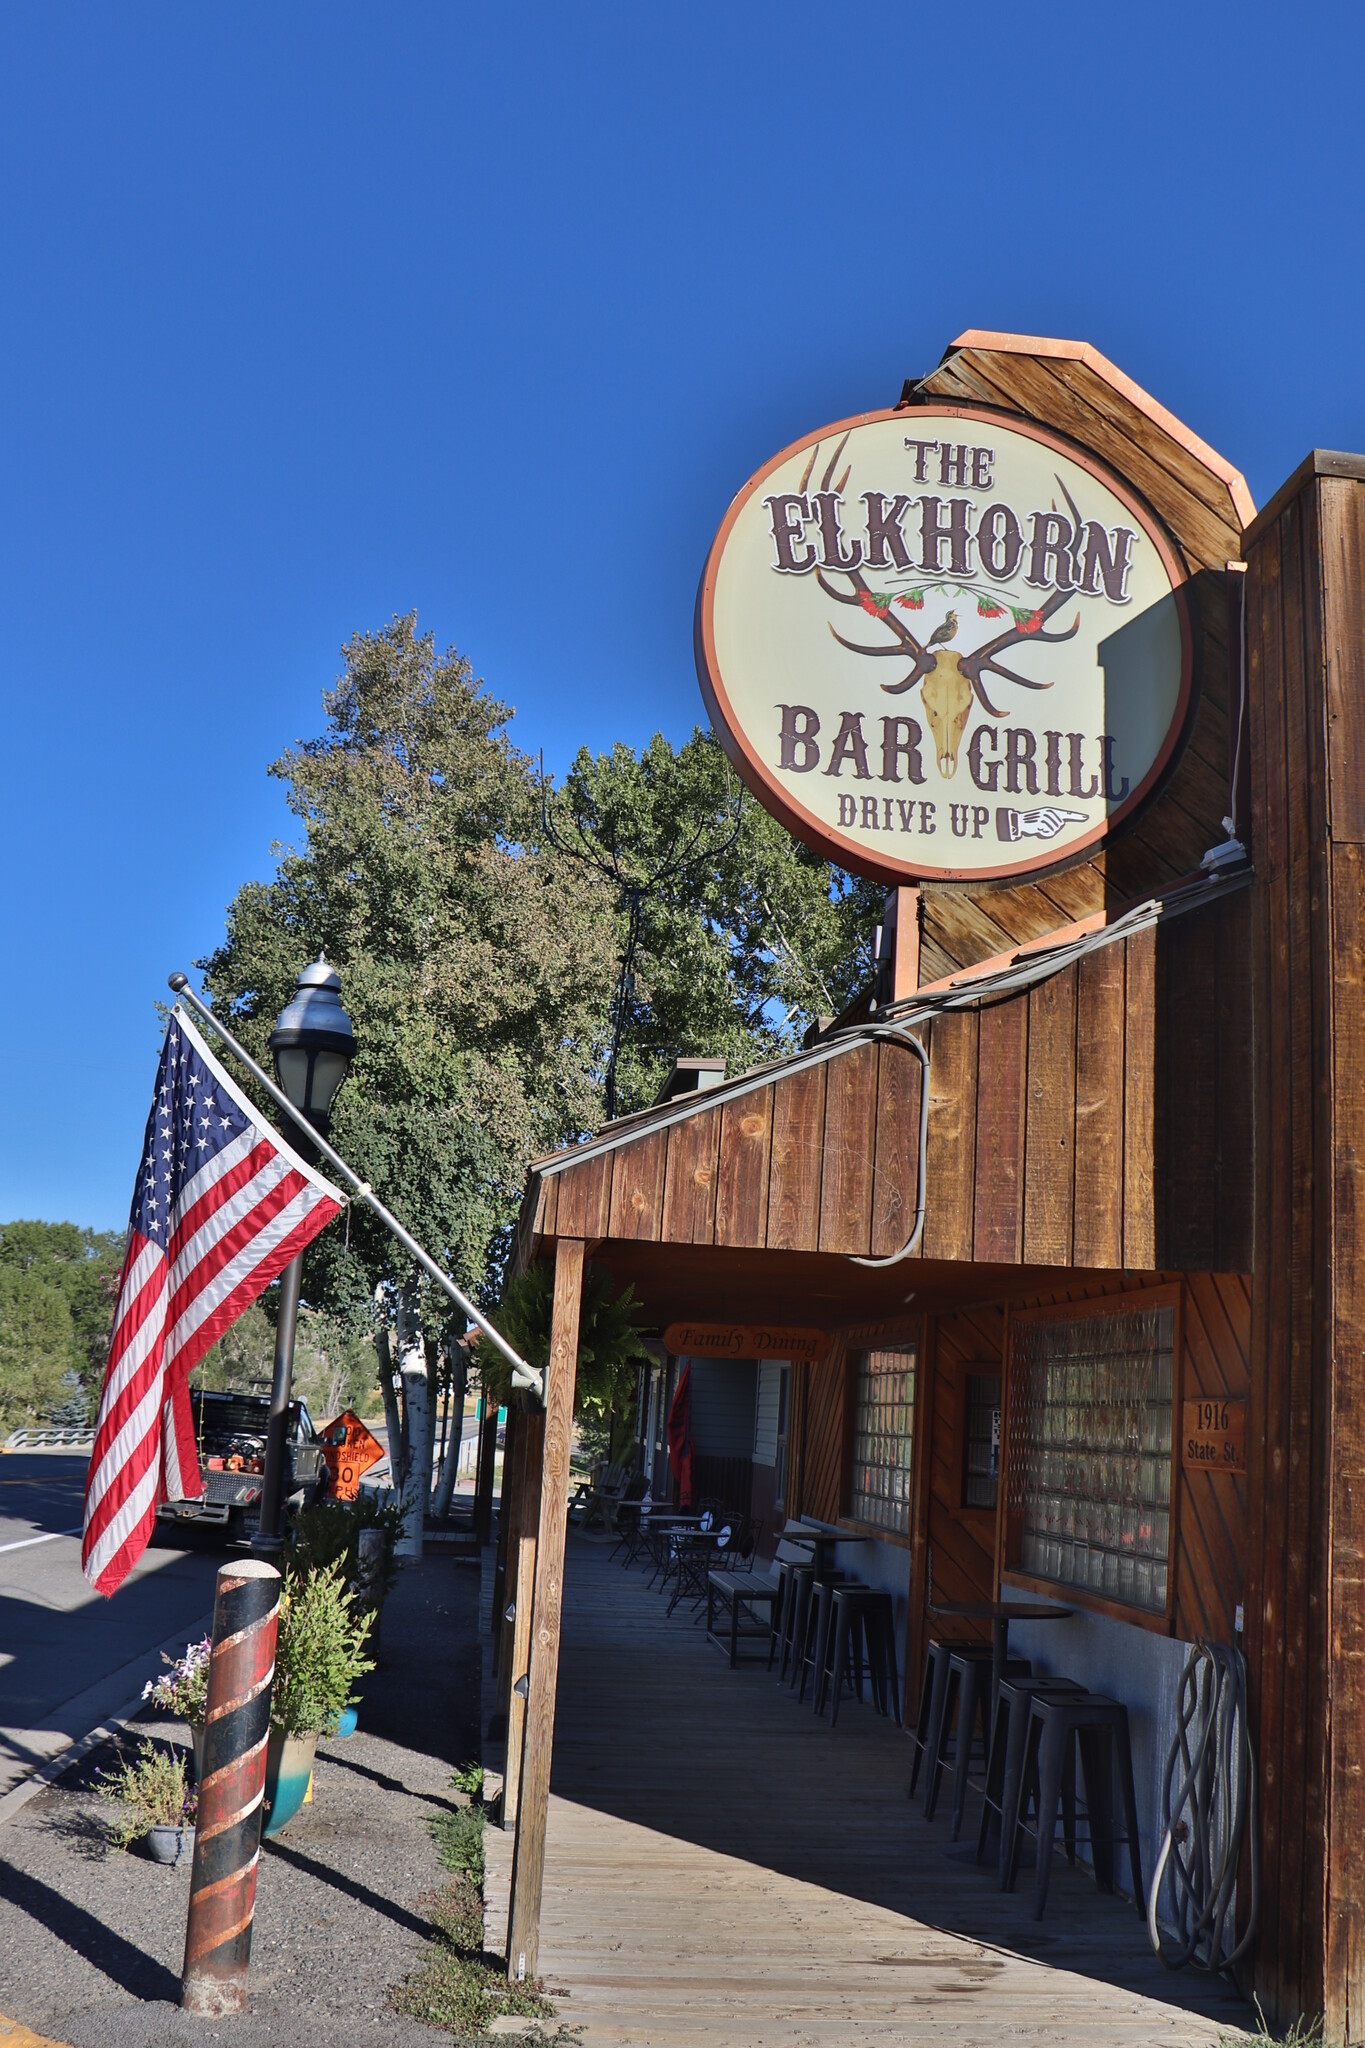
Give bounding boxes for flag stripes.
[82,1008,343,1596]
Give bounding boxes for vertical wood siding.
[529,915,1251,1276]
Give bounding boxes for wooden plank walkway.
[485,1539,1251,2046]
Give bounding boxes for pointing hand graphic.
[996,806,1089,844]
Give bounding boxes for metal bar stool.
[796,1572,852,1707]
[826,1586,901,1727]
[947,1647,1035,1841]
[976,1673,1085,1882]
[1006,1691,1145,1919]
[770,1560,815,1680]
[908,1638,964,1799]
[925,1646,1030,1820]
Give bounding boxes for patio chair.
[609,1490,654,1567]
[651,1510,712,1595]
[572,1463,638,1535]
[666,1524,728,1616]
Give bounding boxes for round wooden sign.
[695,405,1193,884]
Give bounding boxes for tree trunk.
[432,1344,469,1520]
[374,1325,404,1496]
[396,1287,427,1558]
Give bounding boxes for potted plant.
[100,1740,197,1865]
[141,1637,212,1782]
[264,1560,374,1837]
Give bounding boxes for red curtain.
[667,1362,695,1508]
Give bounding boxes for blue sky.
[3,3,1363,1230]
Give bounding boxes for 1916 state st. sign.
[695,406,1193,883]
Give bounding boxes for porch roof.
[513,862,1253,1314]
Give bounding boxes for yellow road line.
[0,2017,74,2048]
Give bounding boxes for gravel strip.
[0,1550,483,2047]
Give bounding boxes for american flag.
[82,1007,344,1597]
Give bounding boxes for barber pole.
[181,1558,281,2016]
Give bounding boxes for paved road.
[0,1453,220,1806]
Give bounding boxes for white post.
[396,1286,427,1558]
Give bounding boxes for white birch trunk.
[396,1287,427,1558]
[431,1344,469,1520]
[374,1324,404,1496]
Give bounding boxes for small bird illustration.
[926,608,958,648]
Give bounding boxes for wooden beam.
[1245,466,1365,2038]
[501,1409,544,1832]
[506,1235,584,1985]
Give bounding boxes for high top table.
[927,1595,1075,1717]
[781,1526,842,1583]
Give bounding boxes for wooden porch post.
[500,1408,544,1831]
[1244,454,1365,2038]
[506,1236,584,1985]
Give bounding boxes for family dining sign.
[695,406,1193,882]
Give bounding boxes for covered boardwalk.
[490,337,1365,2040]
[484,1535,1247,2045]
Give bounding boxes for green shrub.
[99,1741,195,1847]
[272,1561,375,1737]
[287,1490,402,1602]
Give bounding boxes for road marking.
[0,2014,74,2047]
[0,1527,82,1555]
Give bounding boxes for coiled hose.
[1147,1640,1259,1972]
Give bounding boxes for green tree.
[554,728,883,1116]
[192,1298,276,1395]
[0,1265,75,1431]
[198,615,619,1511]
[0,1221,124,1422]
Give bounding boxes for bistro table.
[780,1526,842,1583]
[927,1595,1075,1716]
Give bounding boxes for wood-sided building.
[495,333,1365,2041]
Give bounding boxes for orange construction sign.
[318,1409,385,1500]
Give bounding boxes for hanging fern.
[487,1263,651,1431]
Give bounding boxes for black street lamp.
[253,957,356,1551]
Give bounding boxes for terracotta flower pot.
[262,1728,317,1838]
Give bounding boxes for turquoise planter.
[262,1729,317,1838]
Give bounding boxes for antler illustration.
[818,565,937,697]
[958,589,1080,716]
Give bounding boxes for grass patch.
[1217,1999,1328,2048]
[389,1874,556,2039]
[431,1800,487,1886]
[451,1760,485,1802]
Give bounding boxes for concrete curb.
[0,1606,215,1827]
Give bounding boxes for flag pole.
[167,975,545,1401]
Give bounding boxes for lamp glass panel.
[309,1050,351,1114]
[274,1047,310,1108]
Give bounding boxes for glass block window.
[963,1373,1002,1511]
[849,1347,916,1536]
[1007,1303,1175,1615]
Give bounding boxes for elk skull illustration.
[812,463,1090,779]
[821,571,1081,777]
[920,654,979,777]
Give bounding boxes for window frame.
[839,1340,918,1547]
[957,1366,1003,1517]
[998,1284,1184,1635]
